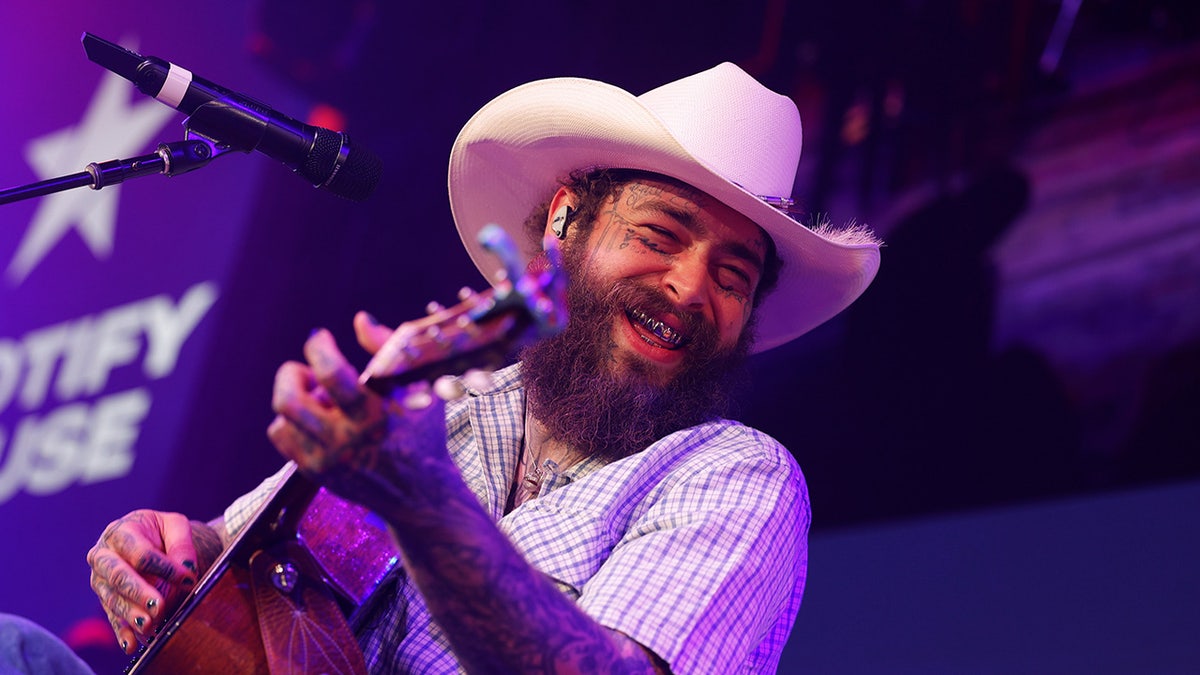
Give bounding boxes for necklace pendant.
[522,472,541,491]
[520,458,559,500]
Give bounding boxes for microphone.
[81,32,381,201]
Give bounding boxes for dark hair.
[521,168,782,308]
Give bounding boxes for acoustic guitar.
[123,226,566,674]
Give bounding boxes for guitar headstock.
[358,225,567,395]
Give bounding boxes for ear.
[525,187,578,276]
[544,187,578,241]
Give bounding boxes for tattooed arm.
[310,426,671,672]
[387,460,668,673]
[268,324,670,673]
[87,512,227,654]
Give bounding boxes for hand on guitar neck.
[266,311,460,520]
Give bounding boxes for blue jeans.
[0,614,94,675]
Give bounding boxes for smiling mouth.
[627,308,687,349]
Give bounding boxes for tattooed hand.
[267,313,452,518]
[86,510,222,653]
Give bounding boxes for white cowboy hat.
[448,62,880,354]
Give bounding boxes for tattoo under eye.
[714,263,753,297]
[721,287,749,305]
[626,222,684,256]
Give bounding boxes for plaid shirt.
[226,365,808,673]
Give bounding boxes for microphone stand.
[0,136,226,206]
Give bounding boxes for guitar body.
[127,564,266,674]
[127,469,400,674]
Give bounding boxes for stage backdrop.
[0,2,353,644]
[4,2,1196,672]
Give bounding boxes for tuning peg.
[431,369,494,401]
[433,375,466,401]
[401,384,435,411]
[460,369,494,392]
[454,315,481,336]
[424,325,448,347]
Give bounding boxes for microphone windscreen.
[303,129,382,202]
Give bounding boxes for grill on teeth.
[630,309,683,346]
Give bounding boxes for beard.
[519,249,754,462]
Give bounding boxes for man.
[83,62,879,672]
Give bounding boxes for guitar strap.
[249,540,368,675]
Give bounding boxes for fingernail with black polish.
[182,560,196,572]
[363,311,380,325]
[147,598,157,611]
[121,640,128,651]
[181,576,195,587]
[134,616,145,629]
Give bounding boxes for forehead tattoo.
[621,180,707,217]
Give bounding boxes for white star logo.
[8,60,176,285]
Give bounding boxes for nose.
[661,258,707,310]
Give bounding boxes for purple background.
[1,1,1197,671]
